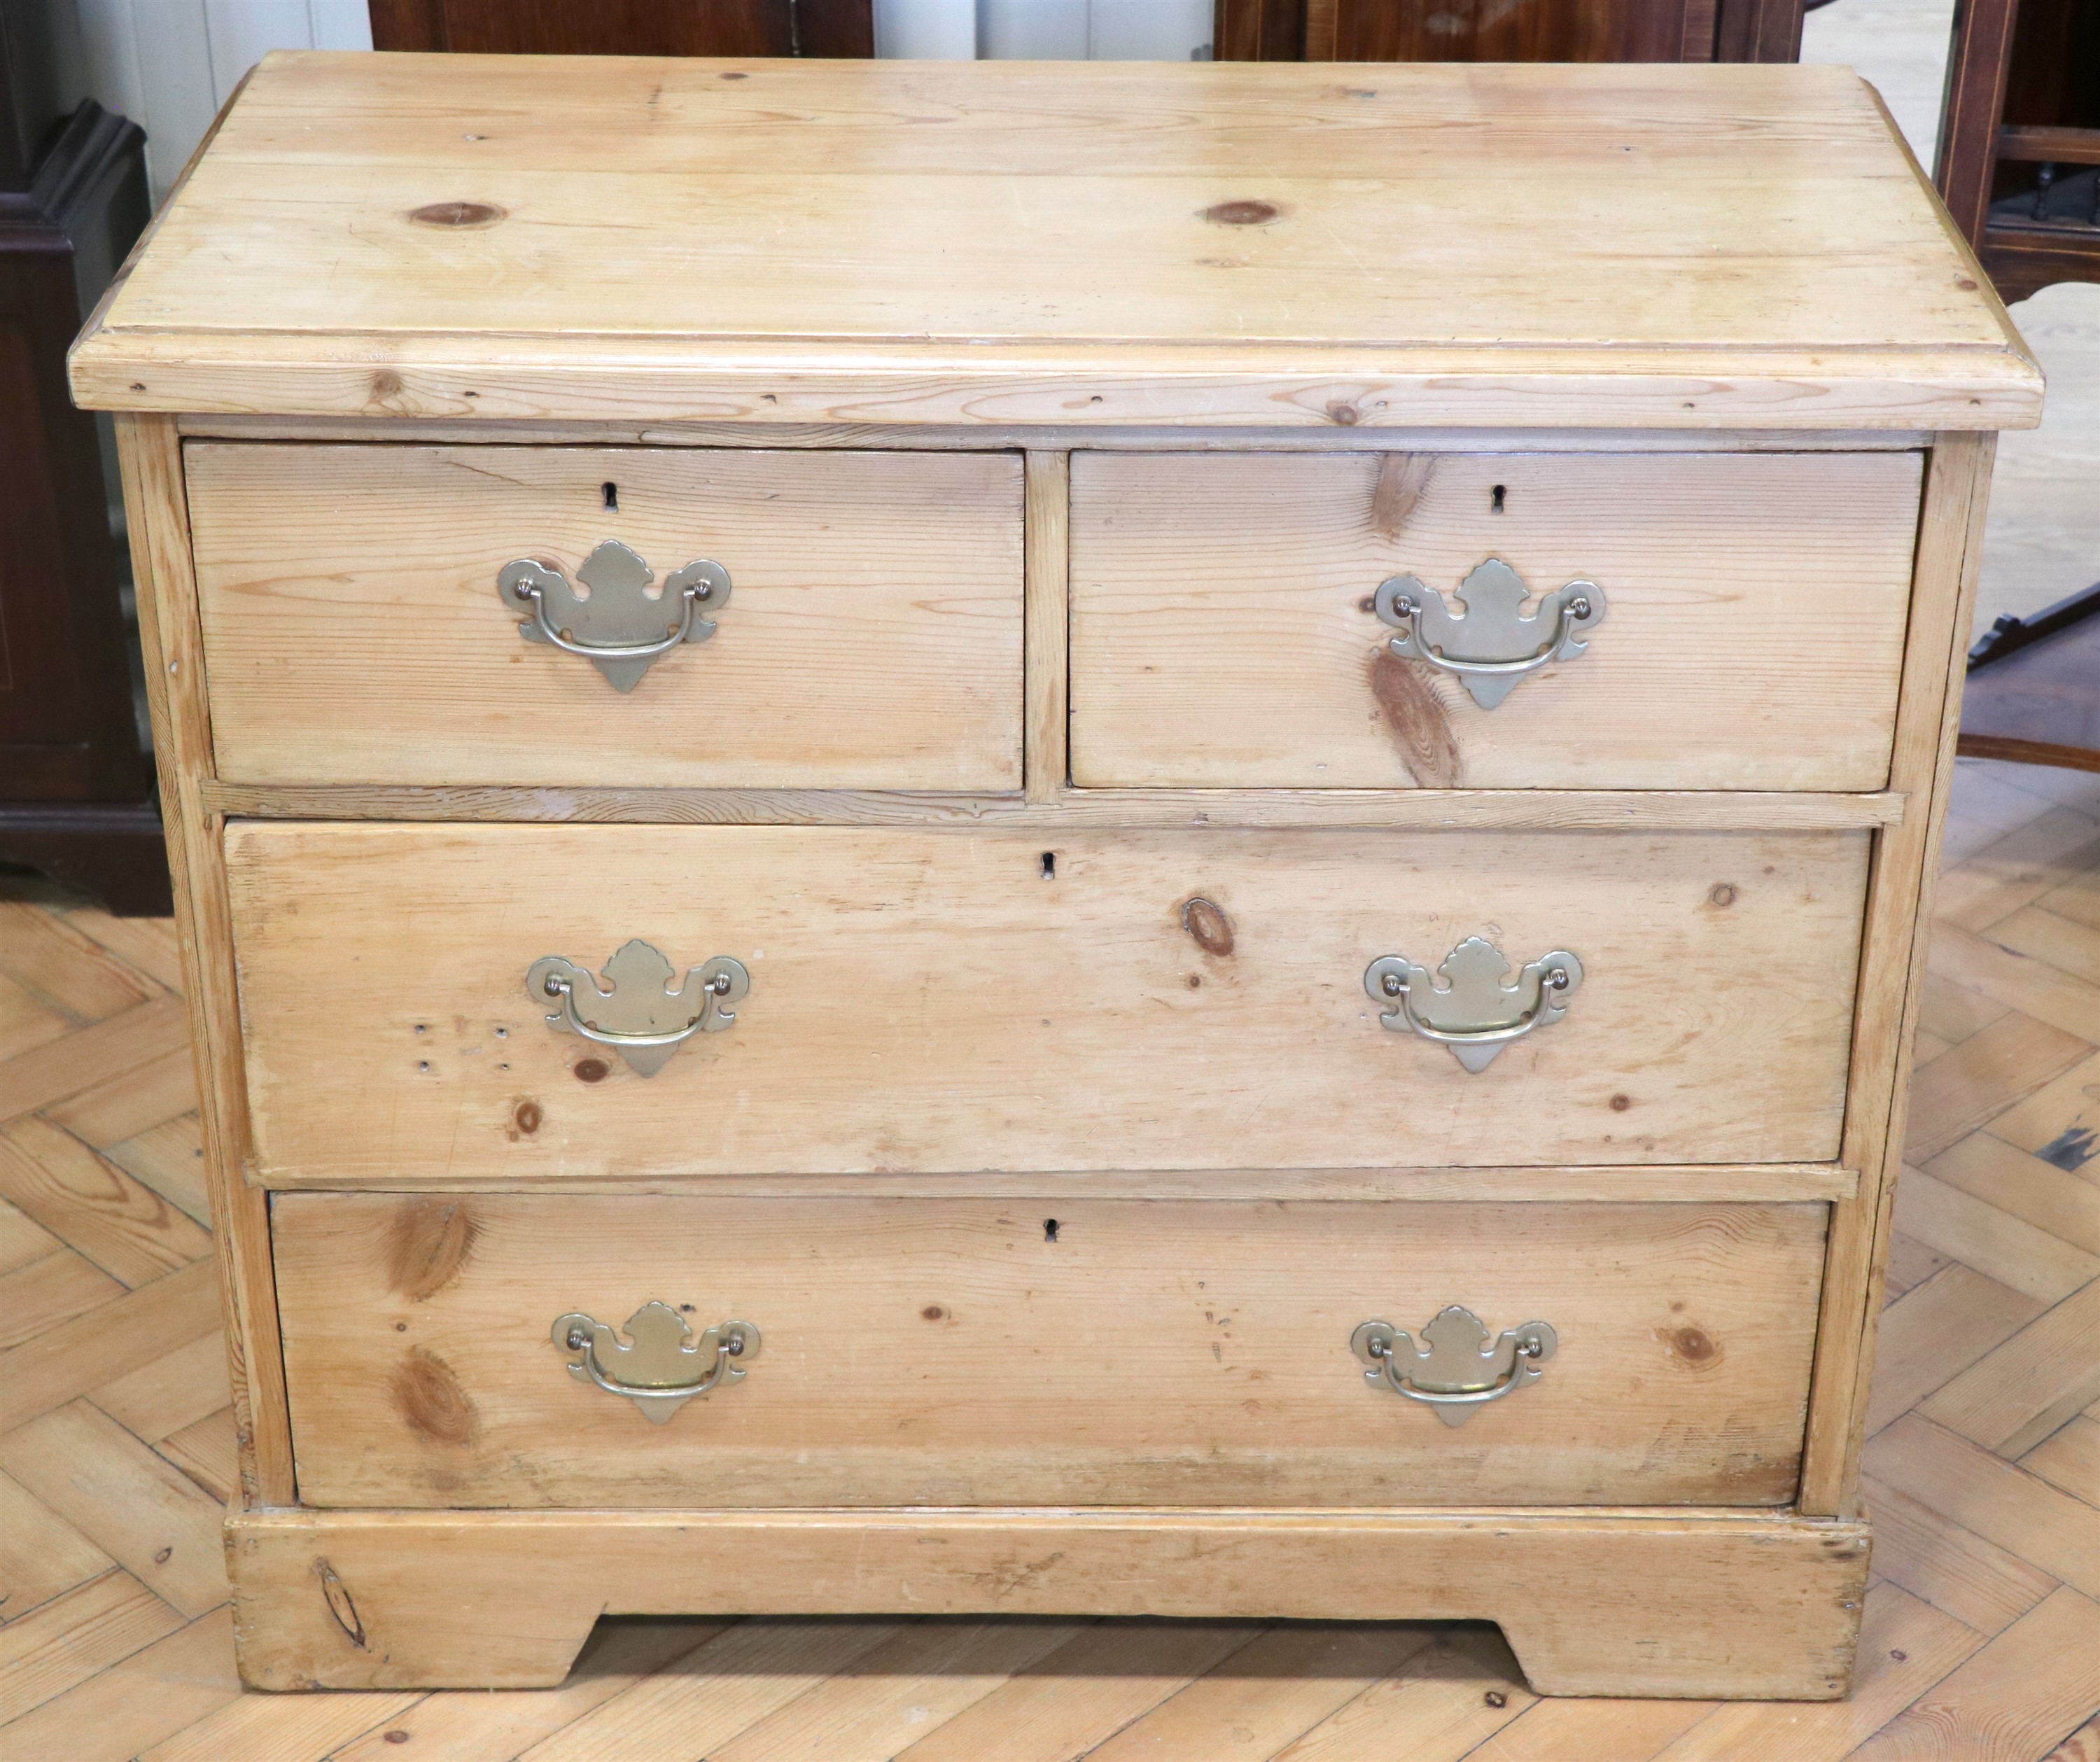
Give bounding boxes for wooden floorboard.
[1,757,2094,1760]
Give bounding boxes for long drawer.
[225,823,1867,1181]
[184,443,1025,790]
[1070,449,1924,790]
[276,1193,1827,1509]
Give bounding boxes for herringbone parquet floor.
[1,756,2096,1761]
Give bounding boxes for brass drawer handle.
[1364,937,1581,1072]
[498,538,731,692]
[554,1301,760,1425]
[1374,558,1605,709]
[526,938,749,1077]
[1351,1307,1558,1427]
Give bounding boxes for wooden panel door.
[368,0,874,58]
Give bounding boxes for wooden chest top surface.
[71,54,2040,429]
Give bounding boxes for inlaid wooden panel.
[183,444,1023,790]
[274,1192,1828,1509]
[1070,450,1923,790]
[223,823,1868,1180]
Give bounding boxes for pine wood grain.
[0,1258,222,1433]
[186,443,1025,792]
[226,823,1869,1180]
[0,1607,240,1762]
[0,1570,183,1724]
[1070,450,1921,791]
[1848,1586,2100,1762]
[1858,1475,2057,1637]
[0,1404,230,1618]
[274,1194,1826,1511]
[1,757,2094,1744]
[0,1475,113,1627]
[0,1120,212,1288]
[890,1620,1266,1762]
[66,59,2042,429]
[220,1507,1870,1697]
[116,412,296,1508]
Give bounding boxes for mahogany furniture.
[0,28,166,914]
[1214,0,1805,62]
[70,51,2043,1698]
[1935,0,2099,303]
[368,0,873,57]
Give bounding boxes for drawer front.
[186,444,1024,790]
[226,823,1865,1180]
[1070,451,1923,790]
[276,1193,1826,1509]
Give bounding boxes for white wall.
[34,0,371,204]
[36,1,1208,207]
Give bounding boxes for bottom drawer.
[275,1194,1826,1510]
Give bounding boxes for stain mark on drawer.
[1181,897,1235,958]
[1370,454,1434,538]
[386,1198,477,1301]
[507,1098,542,1140]
[1366,650,1462,788]
[391,1346,476,1447]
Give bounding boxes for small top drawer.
[184,443,1024,790]
[1070,450,1924,792]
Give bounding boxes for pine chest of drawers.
[72,51,2043,1698]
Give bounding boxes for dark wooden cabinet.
[1217,0,1805,61]
[368,0,873,57]
[1935,0,2099,303]
[0,18,168,914]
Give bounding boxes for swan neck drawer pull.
[1351,1308,1558,1427]
[1374,558,1604,709]
[1364,937,1581,1072]
[526,938,749,1077]
[498,539,731,692]
[554,1302,760,1425]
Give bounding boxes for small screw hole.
[601,480,619,512]
[1040,851,1056,880]
[1044,1218,1060,1242]
[1490,484,1506,513]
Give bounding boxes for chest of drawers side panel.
[1798,431,1998,1516]
[111,412,295,1506]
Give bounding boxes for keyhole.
[601,480,619,512]
[1040,851,1056,881]
[1044,1218,1060,1242]
[1490,484,1506,514]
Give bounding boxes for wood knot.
[1670,1326,1717,1363]
[409,200,505,228]
[1203,200,1280,226]
[1708,882,1739,908]
[574,1058,610,1084]
[391,1346,476,1446]
[510,1098,542,1138]
[1181,897,1235,958]
[921,1305,946,1321]
[1609,1093,1632,1112]
[1326,402,1361,426]
[386,1199,475,1301]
